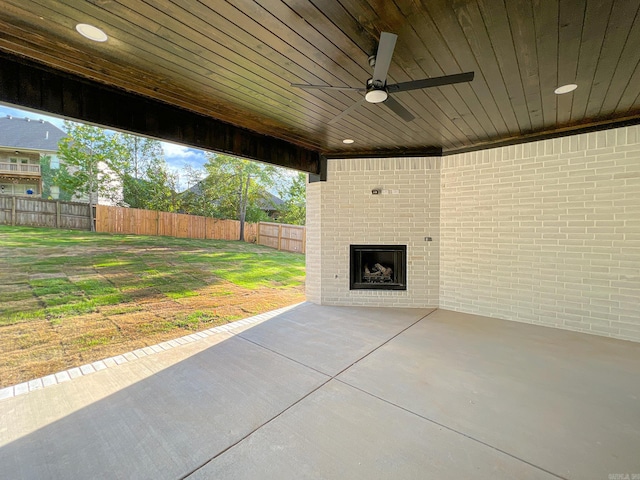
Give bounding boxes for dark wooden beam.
[0,52,321,174]
[323,147,443,159]
[308,156,327,183]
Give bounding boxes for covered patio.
[1,2,639,478]
[2,303,638,479]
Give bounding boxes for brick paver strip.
[0,387,14,400]
[28,378,43,391]
[113,355,128,365]
[42,375,57,387]
[55,371,71,383]
[0,303,301,401]
[14,383,29,396]
[103,358,118,368]
[92,361,108,371]
[80,364,96,375]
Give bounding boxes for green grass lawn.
[0,225,305,387]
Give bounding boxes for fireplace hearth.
[350,245,407,290]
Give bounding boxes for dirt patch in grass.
[0,226,305,388]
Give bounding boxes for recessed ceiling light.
[342,139,354,144]
[554,84,578,95]
[75,23,108,42]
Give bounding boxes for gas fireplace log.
[374,263,393,277]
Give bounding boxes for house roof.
[183,180,283,210]
[0,2,639,168]
[0,115,66,153]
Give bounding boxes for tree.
[276,172,306,225]
[121,135,166,209]
[40,155,72,201]
[197,154,280,240]
[143,160,181,212]
[179,164,211,216]
[55,121,127,230]
[122,134,163,179]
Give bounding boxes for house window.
[49,155,60,169]
[0,183,38,195]
[50,186,60,199]
[9,157,30,172]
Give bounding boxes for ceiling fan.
[291,32,474,124]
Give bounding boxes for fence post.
[11,196,16,226]
[156,210,160,236]
[277,224,282,251]
[55,201,61,228]
[257,222,261,246]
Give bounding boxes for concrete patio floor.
[1,303,639,479]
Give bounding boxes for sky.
[0,103,208,190]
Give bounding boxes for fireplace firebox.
[350,245,407,290]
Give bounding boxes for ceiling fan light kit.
[291,31,475,124]
[365,89,388,103]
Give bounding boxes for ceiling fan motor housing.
[365,78,388,103]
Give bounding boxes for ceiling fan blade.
[383,96,415,122]
[372,32,398,85]
[328,98,366,125]
[387,71,475,92]
[291,83,364,92]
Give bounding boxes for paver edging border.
[0,303,302,402]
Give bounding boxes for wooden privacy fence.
[95,205,258,242]
[256,222,306,254]
[0,196,91,230]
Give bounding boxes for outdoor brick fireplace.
[305,156,441,308]
[350,245,406,290]
[306,126,640,343]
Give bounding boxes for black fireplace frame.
[350,244,407,290]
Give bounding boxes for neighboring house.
[257,191,284,217]
[85,160,124,207]
[0,114,123,206]
[181,180,283,218]
[0,115,66,198]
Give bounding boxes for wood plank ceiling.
[0,0,639,160]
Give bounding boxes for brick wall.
[307,125,640,342]
[306,157,440,307]
[305,179,322,304]
[440,127,640,341]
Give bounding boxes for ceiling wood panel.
[0,0,638,161]
[532,0,560,128]
[415,2,499,140]
[569,0,611,123]
[451,0,519,136]
[585,0,639,120]
[598,3,640,116]
[477,0,532,134]
[556,0,586,126]
[505,0,544,132]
